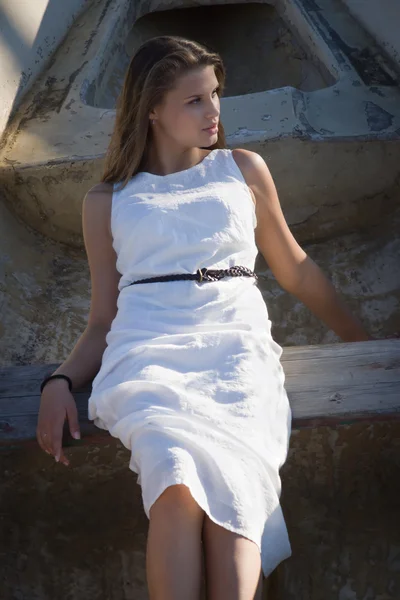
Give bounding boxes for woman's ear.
[149,108,158,121]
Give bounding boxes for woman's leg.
[202,514,263,600]
[146,483,205,600]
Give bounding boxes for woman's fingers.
[37,390,78,467]
[40,430,69,466]
[66,398,81,440]
[38,428,53,454]
[37,418,69,465]
[42,434,52,454]
[51,417,69,465]
[60,453,70,466]
[36,430,52,454]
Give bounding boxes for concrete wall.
[0,2,400,598]
[0,0,91,139]
[1,191,399,367]
[1,421,399,599]
[341,0,400,69]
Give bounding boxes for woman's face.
[150,65,221,148]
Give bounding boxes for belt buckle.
[197,267,214,282]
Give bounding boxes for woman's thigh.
[202,514,263,600]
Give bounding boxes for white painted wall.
[0,0,91,139]
[342,0,400,68]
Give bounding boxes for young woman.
[37,36,370,599]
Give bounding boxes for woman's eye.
[189,89,219,104]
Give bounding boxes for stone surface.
[1,0,400,245]
[1,2,400,597]
[1,421,399,598]
[1,198,399,367]
[0,0,90,138]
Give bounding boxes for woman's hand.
[36,379,81,467]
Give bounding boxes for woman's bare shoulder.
[82,182,115,238]
[83,182,114,212]
[86,181,114,198]
[231,148,265,173]
[231,149,265,207]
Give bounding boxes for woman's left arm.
[233,149,371,342]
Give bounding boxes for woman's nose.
[206,104,219,119]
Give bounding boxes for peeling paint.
[364,101,394,131]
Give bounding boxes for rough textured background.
[1,421,399,599]
[1,201,399,599]
[1,0,400,245]
[1,198,398,366]
[0,0,91,137]
[1,0,400,597]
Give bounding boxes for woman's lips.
[203,124,218,134]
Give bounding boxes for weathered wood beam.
[1,339,399,449]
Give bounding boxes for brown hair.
[101,36,227,189]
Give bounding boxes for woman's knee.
[149,483,205,523]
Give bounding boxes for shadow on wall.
[87,2,336,109]
[0,0,90,138]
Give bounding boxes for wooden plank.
[0,339,399,448]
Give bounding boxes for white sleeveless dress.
[88,148,292,577]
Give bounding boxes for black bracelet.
[40,374,73,394]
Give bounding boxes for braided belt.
[128,266,258,286]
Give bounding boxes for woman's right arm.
[36,182,121,465]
